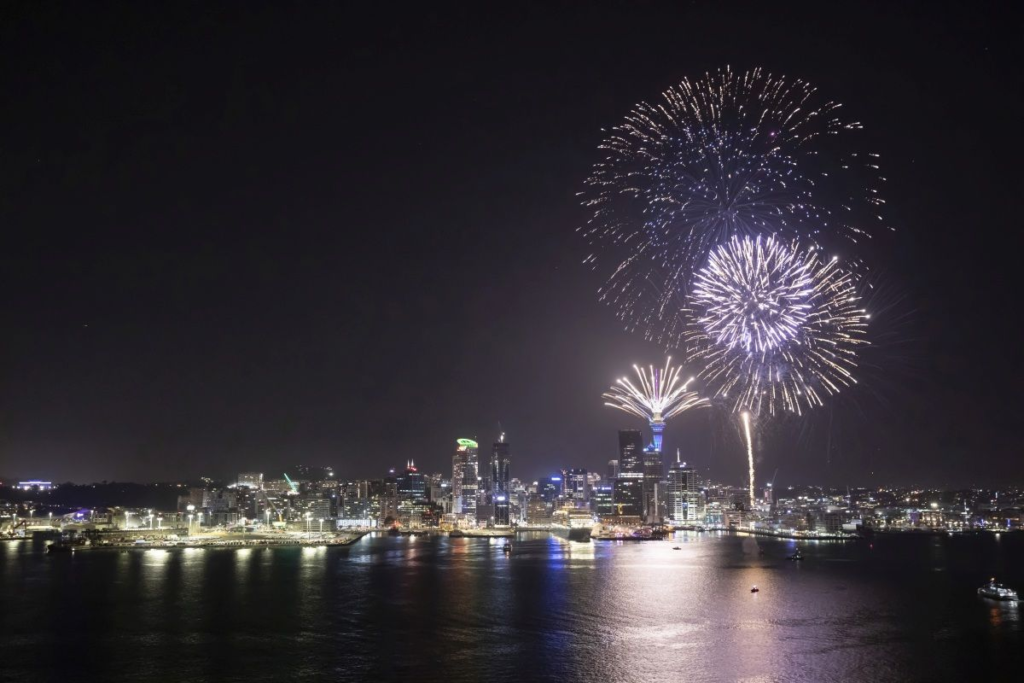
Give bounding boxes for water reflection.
[0,533,1022,682]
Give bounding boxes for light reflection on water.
[0,532,1022,682]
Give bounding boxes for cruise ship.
[550,508,595,542]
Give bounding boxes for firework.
[687,234,868,416]
[603,357,708,450]
[741,411,755,508]
[580,66,886,344]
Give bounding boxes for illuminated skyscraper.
[397,461,426,501]
[618,429,644,477]
[565,468,589,505]
[614,430,645,521]
[642,444,665,522]
[591,483,615,518]
[536,476,561,504]
[612,478,643,520]
[492,436,511,526]
[451,438,479,516]
[667,450,701,523]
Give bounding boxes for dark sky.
[1,2,1020,487]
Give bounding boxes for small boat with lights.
[977,579,1018,601]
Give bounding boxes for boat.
[750,586,760,593]
[787,550,804,561]
[502,543,512,554]
[672,546,681,550]
[550,508,595,542]
[978,579,1018,601]
[448,529,465,538]
[47,541,73,554]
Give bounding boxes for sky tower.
[603,358,708,452]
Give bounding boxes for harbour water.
[2,531,1022,682]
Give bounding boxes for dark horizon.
[1,2,1020,488]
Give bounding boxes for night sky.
[1,2,1020,486]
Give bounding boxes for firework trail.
[603,357,708,450]
[741,411,755,509]
[686,234,869,416]
[580,66,887,344]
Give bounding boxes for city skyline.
[2,5,1021,683]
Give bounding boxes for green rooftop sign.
[456,438,478,448]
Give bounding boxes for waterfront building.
[381,478,399,526]
[397,461,426,501]
[667,454,702,523]
[591,483,615,518]
[492,438,511,526]
[642,444,664,522]
[565,468,589,505]
[306,498,331,522]
[612,477,643,523]
[526,496,552,525]
[452,438,479,517]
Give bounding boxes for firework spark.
[687,234,868,416]
[603,357,708,450]
[580,66,886,344]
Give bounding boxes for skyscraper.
[452,444,466,511]
[612,478,643,521]
[614,430,645,522]
[667,450,701,523]
[492,436,511,526]
[565,468,589,505]
[618,429,644,477]
[536,476,561,504]
[642,443,665,522]
[452,438,479,516]
[397,461,426,501]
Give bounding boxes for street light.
[304,512,312,539]
[265,509,271,528]
[319,518,324,535]
[186,504,196,534]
